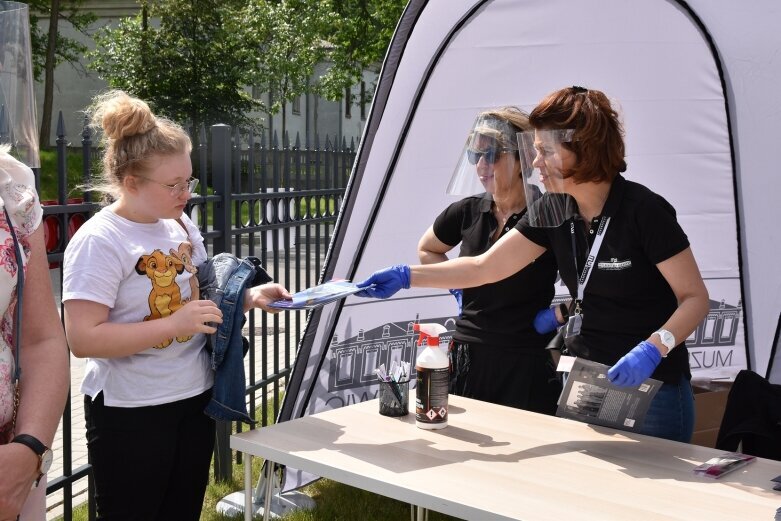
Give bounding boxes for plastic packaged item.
[414,323,449,430]
[693,452,756,479]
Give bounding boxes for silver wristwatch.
[655,329,676,357]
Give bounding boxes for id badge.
[565,313,582,338]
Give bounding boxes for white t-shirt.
[63,208,212,407]
[0,153,42,429]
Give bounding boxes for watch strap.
[655,329,676,357]
[11,434,46,456]
[12,434,50,485]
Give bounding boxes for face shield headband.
[446,113,522,196]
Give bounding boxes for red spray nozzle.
[413,323,448,347]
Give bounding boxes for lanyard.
[570,215,610,314]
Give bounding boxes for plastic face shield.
[0,2,39,168]
[446,114,521,196]
[517,129,579,227]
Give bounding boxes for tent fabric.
[277,0,781,491]
[765,314,781,385]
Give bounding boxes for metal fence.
[39,112,354,519]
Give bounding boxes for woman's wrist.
[556,302,569,325]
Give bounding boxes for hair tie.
[571,86,588,94]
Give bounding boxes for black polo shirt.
[516,175,691,383]
[433,193,558,349]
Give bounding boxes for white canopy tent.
[274,0,781,490]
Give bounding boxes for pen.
[389,378,404,407]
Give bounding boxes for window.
[360,81,367,120]
[292,95,301,115]
[345,87,352,119]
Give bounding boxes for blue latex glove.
[607,340,662,387]
[355,264,411,299]
[533,307,560,334]
[449,289,463,316]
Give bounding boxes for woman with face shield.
[417,107,561,414]
[356,87,709,443]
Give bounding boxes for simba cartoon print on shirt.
[135,249,192,349]
[169,241,199,301]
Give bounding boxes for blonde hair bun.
[91,90,157,140]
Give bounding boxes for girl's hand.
[245,283,293,313]
[170,300,223,336]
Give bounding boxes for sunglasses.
[466,147,512,165]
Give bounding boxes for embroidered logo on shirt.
[597,257,632,271]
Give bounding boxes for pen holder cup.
[379,379,410,417]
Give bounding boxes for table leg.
[263,461,275,521]
[415,505,429,521]
[244,454,253,521]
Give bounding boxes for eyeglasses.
[135,176,199,197]
[466,147,512,165]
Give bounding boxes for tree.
[86,0,405,139]
[241,0,333,139]
[317,0,407,102]
[27,0,96,148]
[88,0,262,136]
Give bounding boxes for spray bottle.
[414,323,449,430]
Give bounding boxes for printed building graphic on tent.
[549,295,741,350]
[686,299,742,348]
[328,318,454,393]
[326,300,742,394]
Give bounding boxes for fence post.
[210,124,233,482]
[56,113,67,204]
[211,124,232,255]
[82,115,93,204]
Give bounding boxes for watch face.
[660,330,675,349]
[41,449,54,473]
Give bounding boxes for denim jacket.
[197,253,271,424]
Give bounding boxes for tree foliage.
[27,0,95,81]
[87,0,406,133]
[317,0,407,101]
[241,0,334,134]
[27,0,96,147]
[88,0,262,132]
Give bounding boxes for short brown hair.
[529,87,626,184]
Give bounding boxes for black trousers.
[449,341,562,415]
[84,389,215,521]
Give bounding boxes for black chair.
[715,369,781,461]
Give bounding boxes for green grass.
[37,149,92,202]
